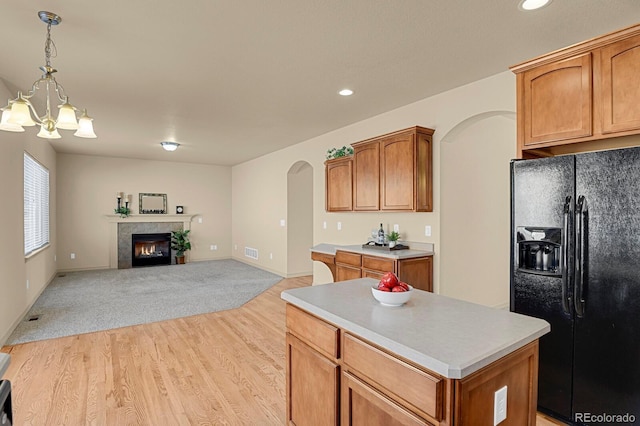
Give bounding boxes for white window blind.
[24,152,50,256]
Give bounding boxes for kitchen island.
[282,278,549,425]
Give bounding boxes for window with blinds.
[24,152,50,256]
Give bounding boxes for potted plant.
[326,146,354,160]
[387,231,401,248]
[171,229,191,264]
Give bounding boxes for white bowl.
[371,285,413,306]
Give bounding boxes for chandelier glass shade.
[0,11,97,139]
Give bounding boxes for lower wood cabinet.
[286,333,340,426]
[342,371,433,426]
[286,304,540,426]
[334,250,433,292]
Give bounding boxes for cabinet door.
[380,133,415,210]
[397,257,433,293]
[601,33,640,134]
[353,142,380,211]
[341,371,432,426]
[522,53,593,145]
[336,265,362,281]
[326,157,353,212]
[287,333,340,426]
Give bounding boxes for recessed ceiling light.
[338,89,354,96]
[160,141,180,151]
[519,0,552,11]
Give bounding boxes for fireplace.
[132,233,171,267]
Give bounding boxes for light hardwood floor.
[1,276,567,425]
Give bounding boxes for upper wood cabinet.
[521,53,593,146]
[353,141,380,211]
[511,23,640,158]
[325,157,352,212]
[601,32,640,134]
[352,126,434,212]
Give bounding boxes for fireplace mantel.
[105,214,198,223]
[105,214,197,269]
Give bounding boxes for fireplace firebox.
[132,233,171,267]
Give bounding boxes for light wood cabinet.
[325,126,434,212]
[332,250,433,292]
[286,305,340,426]
[325,157,353,212]
[520,53,593,146]
[285,305,540,426]
[352,126,434,212]
[511,23,640,158]
[601,32,640,134]
[353,141,380,211]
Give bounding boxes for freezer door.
[511,155,575,420]
[573,147,640,420]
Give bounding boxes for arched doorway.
[440,111,516,307]
[287,161,313,277]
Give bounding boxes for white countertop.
[311,243,434,260]
[0,353,9,378]
[281,278,549,379]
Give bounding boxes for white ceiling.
[1,1,638,166]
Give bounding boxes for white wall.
[232,71,516,306]
[0,81,58,345]
[56,154,233,271]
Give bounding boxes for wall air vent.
[244,247,259,260]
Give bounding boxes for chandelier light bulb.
[37,123,62,139]
[8,95,36,127]
[74,109,97,138]
[56,102,79,130]
[0,106,25,132]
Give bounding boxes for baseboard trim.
[232,257,285,278]
[0,270,57,348]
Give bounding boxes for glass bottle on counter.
[377,223,385,245]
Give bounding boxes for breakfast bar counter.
[282,278,549,425]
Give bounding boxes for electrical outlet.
[26,279,29,290]
[323,221,327,230]
[210,245,217,251]
[393,224,399,233]
[70,253,76,260]
[270,253,273,260]
[54,255,57,262]
[234,244,238,250]
[337,222,342,231]
[198,217,203,224]
[425,225,432,237]
[494,386,507,425]
[280,219,286,227]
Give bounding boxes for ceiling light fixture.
[519,0,552,11]
[160,142,180,152]
[0,11,96,139]
[338,89,354,96]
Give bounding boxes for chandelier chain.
[44,22,58,68]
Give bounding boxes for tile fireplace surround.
[105,215,196,269]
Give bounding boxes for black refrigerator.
[510,147,640,425]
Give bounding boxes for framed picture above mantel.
[139,193,167,214]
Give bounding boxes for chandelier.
[0,11,96,139]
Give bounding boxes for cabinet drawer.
[362,255,395,273]
[311,252,335,265]
[287,305,339,360]
[363,270,385,280]
[335,251,362,267]
[343,333,444,421]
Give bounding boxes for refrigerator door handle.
[574,195,587,317]
[561,196,573,315]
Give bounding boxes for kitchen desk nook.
[281,279,549,425]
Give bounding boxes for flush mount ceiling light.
[519,0,552,11]
[0,11,96,139]
[160,142,180,152]
[338,89,354,96]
